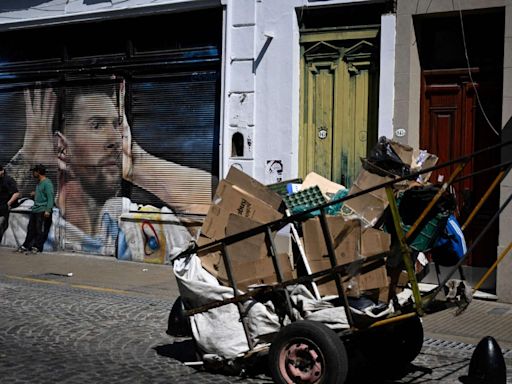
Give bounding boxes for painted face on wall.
[65,93,122,200]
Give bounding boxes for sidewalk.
[2,245,512,351]
[0,246,178,300]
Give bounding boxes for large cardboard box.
[201,180,283,240]
[199,216,294,292]
[224,166,283,210]
[302,216,360,263]
[198,167,287,290]
[301,216,390,297]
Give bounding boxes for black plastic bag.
[363,136,411,177]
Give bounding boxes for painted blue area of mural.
[116,229,131,261]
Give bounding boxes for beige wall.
[498,3,512,303]
[394,0,512,302]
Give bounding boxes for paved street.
[1,250,512,383]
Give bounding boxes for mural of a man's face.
[64,92,122,200]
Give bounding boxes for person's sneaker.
[16,246,28,253]
[31,247,39,254]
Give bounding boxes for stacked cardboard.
[344,140,438,227]
[301,215,390,297]
[198,167,292,291]
[197,139,436,300]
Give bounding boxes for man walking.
[0,164,20,241]
[18,164,54,253]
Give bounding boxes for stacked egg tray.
[283,186,326,217]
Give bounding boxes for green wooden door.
[299,27,379,187]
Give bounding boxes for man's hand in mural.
[23,87,57,169]
[117,80,211,214]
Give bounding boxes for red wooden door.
[421,70,475,207]
[420,69,495,267]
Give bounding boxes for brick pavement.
[1,247,512,383]
[1,274,511,383]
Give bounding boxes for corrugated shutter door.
[130,71,219,214]
[0,82,61,250]
[0,83,59,195]
[61,81,122,255]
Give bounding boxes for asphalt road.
[1,274,511,383]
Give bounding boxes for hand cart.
[168,138,512,384]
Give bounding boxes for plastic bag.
[431,215,467,266]
[363,136,411,177]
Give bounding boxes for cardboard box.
[201,180,283,240]
[361,227,391,257]
[302,216,360,263]
[225,166,283,210]
[302,172,347,200]
[390,140,438,183]
[197,167,289,291]
[344,170,394,226]
[301,216,390,297]
[308,259,388,297]
[344,140,438,226]
[200,250,293,292]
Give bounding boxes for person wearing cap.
[17,164,54,254]
[0,164,20,240]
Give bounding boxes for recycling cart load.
[167,136,512,384]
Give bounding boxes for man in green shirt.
[17,164,54,254]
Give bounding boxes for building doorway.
[416,9,504,271]
[298,3,391,187]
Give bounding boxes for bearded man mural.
[4,80,212,260]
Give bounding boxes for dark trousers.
[0,203,9,241]
[23,212,52,252]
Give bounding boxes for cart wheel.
[360,315,423,377]
[269,320,348,384]
[166,296,192,337]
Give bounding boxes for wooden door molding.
[299,27,379,186]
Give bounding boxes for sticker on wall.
[265,160,283,184]
[395,128,406,137]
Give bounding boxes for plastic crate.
[401,211,450,252]
[283,186,326,217]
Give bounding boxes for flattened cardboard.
[302,172,347,200]
[225,214,269,263]
[301,217,389,297]
[225,166,283,210]
[307,259,360,297]
[302,217,360,263]
[361,227,391,257]
[344,170,394,226]
[216,252,293,291]
[308,259,388,297]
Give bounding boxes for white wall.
[223,0,395,183]
[378,13,396,139]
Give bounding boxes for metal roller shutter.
[130,71,219,215]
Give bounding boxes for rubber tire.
[269,320,348,384]
[166,296,192,337]
[360,315,423,377]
